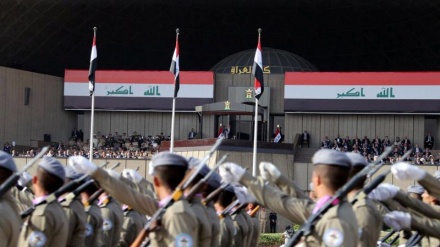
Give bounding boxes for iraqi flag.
[88,29,97,96]
[252,34,264,99]
[170,35,180,98]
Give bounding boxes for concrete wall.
[0,67,76,147]
[285,114,426,148]
[82,111,215,141]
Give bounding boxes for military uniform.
[217,212,234,247]
[205,201,221,247]
[231,209,249,247]
[241,209,253,247]
[72,152,199,247]
[119,206,143,247]
[0,151,21,247]
[61,197,87,247]
[418,172,440,198]
[235,150,359,247]
[258,207,267,233]
[99,196,123,247]
[189,196,212,246]
[249,212,260,247]
[84,202,103,247]
[11,186,34,213]
[18,157,69,247]
[0,192,20,247]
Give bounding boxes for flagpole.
[252,28,262,177]
[89,92,95,161]
[170,28,179,153]
[89,27,97,162]
[252,98,259,176]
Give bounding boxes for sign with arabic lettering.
[284,72,440,113]
[64,70,214,111]
[230,66,270,74]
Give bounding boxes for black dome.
[211,47,318,74]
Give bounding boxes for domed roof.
[211,47,318,74]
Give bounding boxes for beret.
[65,166,83,180]
[39,157,65,181]
[312,149,351,168]
[187,157,221,188]
[0,151,16,172]
[346,152,368,168]
[207,172,221,189]
[224,184,235,193]
[407,185,424,195]
[152,152,188,169]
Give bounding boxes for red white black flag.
[170,30,180,98]
[88,28,97,96]
[252,30,264,99]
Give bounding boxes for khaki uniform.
[18,200,69,247]
[139,178,156,199]
[99,197,123,247]
[91,167,199,247]
[409,213,440,245]
[61,197,87,247]
[0,193,20,247]
[231,211,248,247]
[240,172,359,247]
[119,207,143,247]
[394,191,440,218]
[189,197,212,246]
[11,186,34,213]
[419,173,440,198]
[259,208,267,233]
[241,210,253,247]
[348,192,382,247]
[84,203,103,247]
[275,173,309,199]
[219,213,235,247]
[205,201,221,247]
[250,214,260,247]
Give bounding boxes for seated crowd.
[320,134,437,165]
[6,129,170,159]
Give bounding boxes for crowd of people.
[317,132,438,164]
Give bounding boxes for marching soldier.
[186,157,221,247]
[80,180,103,247]
[345,152,382,247]
[12,171,34,213]
[214,185,235,247]
[185,158,213,246]
[247,203,261,247]
[0,151,21,247]
[230,186,250,247]
[99,170,124,247]
[68,152,199,246]
[219,149,359,246]
[62,167,87,247]
[18,157,69,246]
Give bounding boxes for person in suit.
[300,130,310,148]
[269,212,277,233]
[188,128,197,139]
[335,134,342,146]
[425,133,435,149]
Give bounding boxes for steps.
[295,147,319,163]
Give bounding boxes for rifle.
[130,138,223,247]
[286,146,394,247]
[377,230,396,245]
[203,182,229,205]
[59,179,95,204]
[249,205,260,217]
[21,161,114,218]
[351,149,412,205]
[218,199,239,219]
[229,202,248,216]
[0,146,49,197]
[406,232,423,247]
[84,162,121,206]
[185,154,228,200]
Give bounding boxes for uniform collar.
[158,195,172,208]
[32,195,48,205]
[313,195,339,214]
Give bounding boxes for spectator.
[335,134,342,146]
[3,142,12,154]
[188,128,197,139]
[71,127,79,141]
[414,144,423,156]
[401,136,411,148]
[223,125,231,139]
[352,136,361,145]
[78,129,84,142]
[281,225,294,246]
[425,132,435,149]
[269,212,277,233]
[300,130,310,148]
[382,136,392,148]
[321,136,332,149]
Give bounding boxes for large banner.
[284,72,440,113]
[64,70,214,111]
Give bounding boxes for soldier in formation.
[5,145,440,247]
